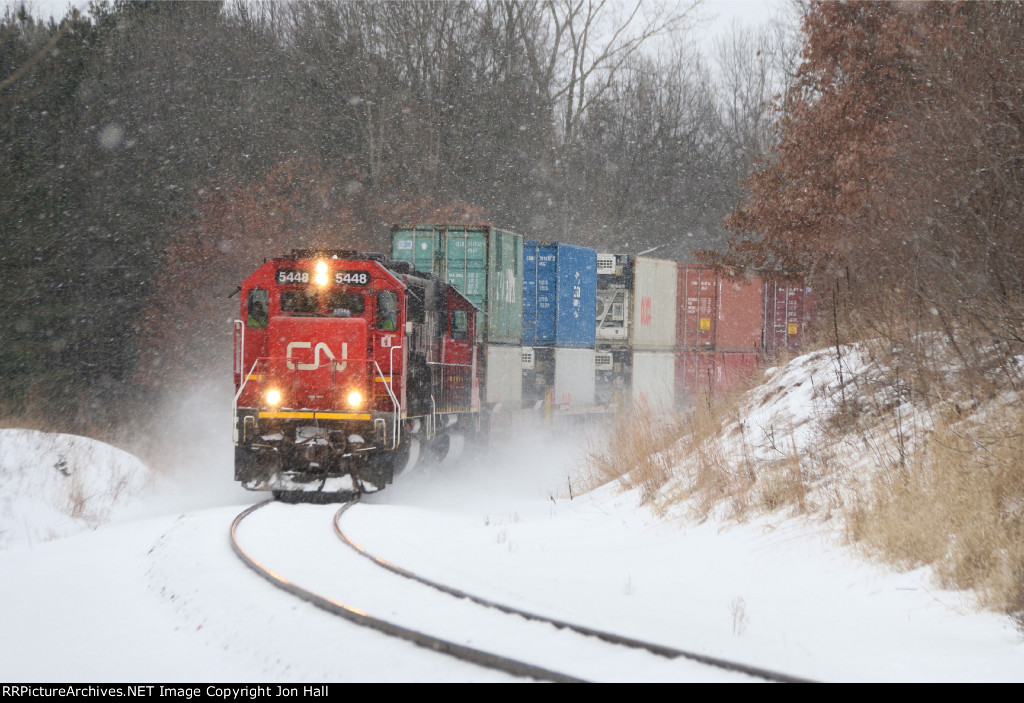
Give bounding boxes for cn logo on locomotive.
[285,341,349,371]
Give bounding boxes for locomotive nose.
[267,315,370,411]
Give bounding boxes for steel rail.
[230,500,583,683]
[334,502,816,684]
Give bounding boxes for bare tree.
[569,47,733,255]
[527,0,700,149]
[714,22,782,174]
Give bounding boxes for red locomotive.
[232,250,483,500]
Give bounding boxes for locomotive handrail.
[385,346,404,445]
[233,319,244,387]
[388,344,402,382]
[232,357,262,443]
[232,319,244,443]
[232,348,403,453]
[233,355,400,412]
[372,359,402,450]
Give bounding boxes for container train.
[232,225,813,500]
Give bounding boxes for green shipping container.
[391,225,523,346]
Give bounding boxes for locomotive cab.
[232,250,481,500]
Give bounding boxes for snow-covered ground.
[1,353,1022,682]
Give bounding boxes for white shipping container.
[485,344,523,407]
[553,347,596,408]
[631,351,675,411]
[631,257,677,350]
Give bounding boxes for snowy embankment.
[0,429,151,549]
[655,342,930,523]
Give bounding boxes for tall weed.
[584,405,689,504]
[849,405,1024,616]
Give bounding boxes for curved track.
[232,500,814,683]
[231,500,575,682]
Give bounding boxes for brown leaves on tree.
[724,1,917,275]
[727,3,1024,304]
[723,0,1024,378]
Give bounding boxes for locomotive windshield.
[278,288,370,317]
[280,290,318,313]
[327,291,365,317]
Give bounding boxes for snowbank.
[0,429,151,549]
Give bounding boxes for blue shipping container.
[522,242,597,348]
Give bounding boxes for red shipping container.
[675,351,760,402]
[715,351,760,394]
[675,350,717,402]
[676,265,718,349]
[762,281,813,356]
[676,266,763,352]
[716,273,764,352]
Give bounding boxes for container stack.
[521,242,597,409]
[391,224,524,408]
[675,265,814,403]
[676,265,761,402]
[390,224,814,413]
[595,254,678,410]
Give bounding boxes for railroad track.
[231,499,813,683]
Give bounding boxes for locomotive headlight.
[265,389,282,406]
[314,260,329,286]
[346,390,363,408]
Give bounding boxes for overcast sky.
[20,0,790,34]
[703,0,786,27]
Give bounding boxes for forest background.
[0,0,796,440]
[5,0,1024,472]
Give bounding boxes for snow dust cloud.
[122,376,255,519]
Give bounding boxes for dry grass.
[668,374,819,524]
[672,391,757,521]
[847,405,1024,616]
[588,333,1024,619]
[829,337,1024,618]
[831,323,1024,615]
[584,404,689,503]
[584,375,773,518]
